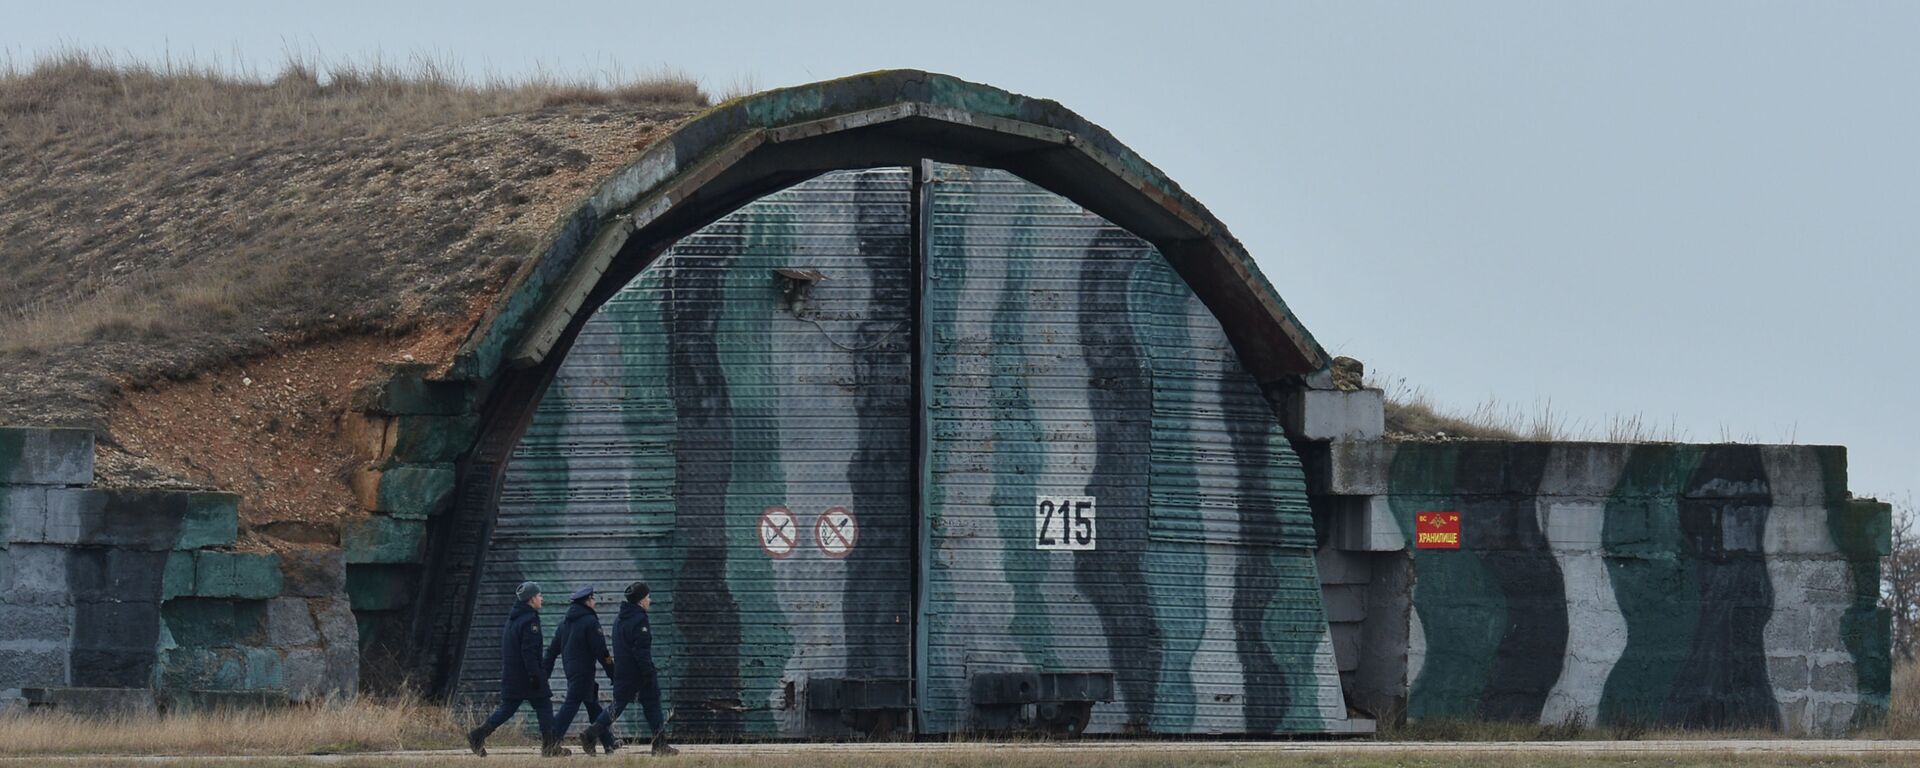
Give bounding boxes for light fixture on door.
[774,268,829,315]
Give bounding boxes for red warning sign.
[815,507,858,559]
[758,506,799,559]
[1416,511,1461,549]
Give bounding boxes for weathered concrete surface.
[1322,495,1405,552]
[1,427,356,705]
[277,550,345,598]
[193,552,283,600]
[341,517,424,564]
[1285,388,1386,442]
[0,427,93,486]
[344,414,481,467]
[349,365,473,416]
[342,564,413,611]
[6,489,236,551]
[177,494,242,550]
[349,465,455,519]
[1313,440,1890,737]
[13,686,159,717]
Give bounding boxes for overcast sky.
[6,1,1913,502]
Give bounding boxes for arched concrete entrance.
[452,70,1324,383]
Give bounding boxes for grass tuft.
[0,694,472,756]
[0,48,707,150]
[1885,659,1920,738]
[1371,374,1689,443]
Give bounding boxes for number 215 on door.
[1035,496,1096,551]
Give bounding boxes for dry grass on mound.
[0,50,704,454]
[0,49,704,151]
[0,49,706,358]
[0,695,471,756]
[1373,375,1689,443]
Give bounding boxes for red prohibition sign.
[758,506,799,559]
[815,507,858,559]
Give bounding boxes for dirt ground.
[104,323,477,539]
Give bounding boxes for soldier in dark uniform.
[546,585,620,754]
[580,582,677,756]
[467,581,570,757]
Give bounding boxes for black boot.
[467,726,491,757]
[541,734,572,758]
[650,733,679,757]
[578,724,600,755]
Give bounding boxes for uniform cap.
[516,581,541,602]
[570,585,595,602]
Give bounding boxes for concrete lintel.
[1285,389,1386,442]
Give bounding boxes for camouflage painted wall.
[459,166,1351,737]
[1318,440,1891,736]
[0,427,357,710]
[459,168,915,738]
[920,166,1345,735]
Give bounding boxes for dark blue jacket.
[544,601,614,688]
[611,601,656,686]
[498,601,550,698]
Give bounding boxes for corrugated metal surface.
[459,168,915,739]
[458,163,1344,738]
[1130,257,1346,734]
[919,164,1343,735]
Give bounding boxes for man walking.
[546,586,620,754]
[467,581,570,757]
[580,582,676,756]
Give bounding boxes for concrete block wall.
[0,427,357,711]
[342,364,477,688]
[1294,384,1412,719]
[1305,439,1892,736]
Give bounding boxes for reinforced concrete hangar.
[327,71,1889,738]
[399,70,1358,738]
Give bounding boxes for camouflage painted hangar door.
[459,168,916,739]
[917,164,1348,736]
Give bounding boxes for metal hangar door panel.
[916,164,1348,736]
[461,168,917,739]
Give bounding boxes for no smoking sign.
[815,507,858,559]
[758,506,799,559]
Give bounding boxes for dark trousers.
[593,676,665,739]
[555,682,619,750]
[479,694,557,740]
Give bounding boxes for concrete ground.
[4,740,1919,766]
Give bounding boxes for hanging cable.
[796,314,907,352]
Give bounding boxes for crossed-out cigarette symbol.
[758,506,858,558]
[758,507,799,558]
[816,507,857,558]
